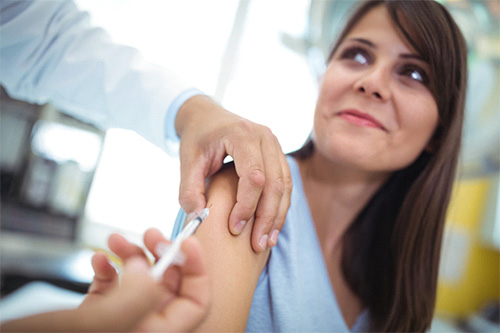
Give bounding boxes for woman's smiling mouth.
[337,109,387,131]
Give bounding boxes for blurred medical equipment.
[0,87,103,294]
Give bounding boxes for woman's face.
[313,5,438,174]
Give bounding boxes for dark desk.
[0,232,94,297]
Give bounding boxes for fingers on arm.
[228,123,284,243]
[229,164,265,235]
[267,148,292,248]
[226,121,266,235]
[178,111,291,253]
[178,153,208,215]
[230,126,291,252]
[250,133,288,251]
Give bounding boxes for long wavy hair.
[292,0,467,331]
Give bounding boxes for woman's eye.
[353,53,368,65]
[410,71,422,81]
[402,66,429,85]
[340,47,371,65]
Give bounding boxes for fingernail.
[259,234,268,250]
[233,220,247,235]
[269,229,279,246]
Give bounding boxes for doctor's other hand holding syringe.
[0,232,210,332]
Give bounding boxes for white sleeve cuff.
[164,88,204,156]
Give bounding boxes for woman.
[107,0,467,331]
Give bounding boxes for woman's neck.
[296,152,389,251]
[296,152,389,328]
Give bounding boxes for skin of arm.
[192,163,271,331]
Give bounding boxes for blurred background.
[1,0,498,330]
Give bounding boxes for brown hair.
[292,0,467,331]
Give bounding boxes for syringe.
[151,208,209,281]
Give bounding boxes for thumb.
[179,155,207,214]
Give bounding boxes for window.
[76,0,316,247]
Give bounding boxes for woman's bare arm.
[193,164,270,331]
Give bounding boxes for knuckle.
[261,125,274,138]
[234,118,255,136]
[247,168,266,188]
[256,208,278,227]
[256,215,276,229]
[178,191,189,205]
[235,201,255,216]
[261,126,280,145]
[270,176,285,195]
[178,189,196,207]
[237,120,275,141]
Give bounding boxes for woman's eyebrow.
[346,37,428,63]
[347,38,376,48]
[400,53,427,63]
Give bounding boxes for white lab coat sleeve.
[0,0,200,154]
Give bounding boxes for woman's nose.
[353,66,391,101]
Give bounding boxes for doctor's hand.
[176,95,292,252]
[85,232,210,332]
[0,256,164,332]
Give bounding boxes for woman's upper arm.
[193,165,270,332]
